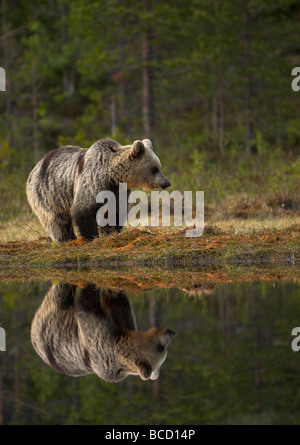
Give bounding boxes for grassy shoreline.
[0,260,299,292]
[1,224,299,268]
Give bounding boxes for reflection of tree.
[0,355,3,425]
[149,295,161,398]
[0,289,2,425]
[251,286,261,416]
[12,307,20,420]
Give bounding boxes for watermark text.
[0,327,6,352]
[291,67,300,92]
[0,67,5,92]
[96,183,204,237]
[291,327,300,351]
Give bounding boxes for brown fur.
[31,284,175,382]
[26,139,170,241]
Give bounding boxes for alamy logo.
[291,67,300,92]
[0,67,6,92]
[0,327,6,351]
[96,183,204,237]
[291,327,300,352]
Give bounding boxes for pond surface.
[0,279,300,425]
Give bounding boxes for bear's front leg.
[101,289,137,331]
[72,206,99,241]
[98,193,125,234]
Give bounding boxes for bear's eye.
[152,167,159,175]
[157,344,165,353]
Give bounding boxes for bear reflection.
[31,284,175,382]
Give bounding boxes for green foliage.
[0,140,18,170]
[168,133,300,213]
[0,0,299,219]
[1,0,300,152]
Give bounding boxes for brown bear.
[31,283,175,382]
[26,138,170,241]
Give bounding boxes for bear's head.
[111,139,171,191]
[115,327,175,381]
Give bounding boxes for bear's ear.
[138,361,152,380]
[159,328,176,347]
[142,139,153,151]
[129,140,145,160]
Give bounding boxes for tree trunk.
[218,82,224,156]
[1,0,12,143]
[111,95,116,136]
[204,98,211,138]
[243,0,255,155]
[212,83,224,156]
[60,3,74,98]
[142,0,154,139]
[32,61,39,163]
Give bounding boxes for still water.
[0,279,300,425]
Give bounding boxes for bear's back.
[29,145,83,184]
